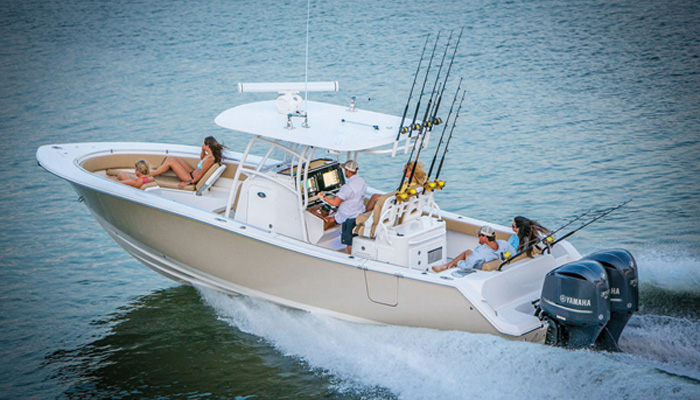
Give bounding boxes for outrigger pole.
[498,200,632,270]
[392,34,430,157]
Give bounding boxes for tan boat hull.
[75,182,546,342]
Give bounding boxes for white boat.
[37,81,638,349]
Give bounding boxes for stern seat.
[106,162,226,194]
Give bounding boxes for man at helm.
[318,160,367,253]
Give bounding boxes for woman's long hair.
[134,160,150,176]
[405,161,427,185]
[514,216,550,257]
[205,136,225,164]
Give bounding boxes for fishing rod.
[404,30,453,190]
[433,88,467,187]
[420,29,453,132]
[542,207,595,239]
[498,200,631,270]
[497,209,595,270]
[425,27,463,136]
[426,78,462,184]
[393,34,431,154]
[548,200,631,247]
[396,32,441,192]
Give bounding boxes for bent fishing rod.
[498,200,632,270]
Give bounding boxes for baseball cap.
[341,160,359,173]
[475,225,496,238]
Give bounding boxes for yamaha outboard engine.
[538,260,611,349]
[582,249,639,351]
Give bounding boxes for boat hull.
[71,181,546,341]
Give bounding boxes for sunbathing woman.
[118,160,156,189]
[150,136,225,189]
[365,161,427,212]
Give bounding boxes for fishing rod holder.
[286,112,309,129]
[347,96,371,112]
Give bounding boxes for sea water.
[1,0,699,398]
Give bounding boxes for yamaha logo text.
[559,294,592,307]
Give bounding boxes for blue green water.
[1,0,699,398]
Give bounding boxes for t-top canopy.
[215,100,404,152]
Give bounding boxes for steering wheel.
[318,192,336,209]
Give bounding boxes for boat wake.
[616,314,700,381]
[634,248,700,320]
[603,248,700,382]
[637,248,700,293]
[197,286,700,400]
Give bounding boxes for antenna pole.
[303,0,310,120]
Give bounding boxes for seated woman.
[508,216,551,257]
[118,160,156,189]
[365,161,426,212]
[149,136,225,189]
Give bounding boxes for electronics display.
[305,178,318,193]
[279,159,345,204]
[321,169,341,188]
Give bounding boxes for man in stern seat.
[317,160,367,253]
[432,225,515,273]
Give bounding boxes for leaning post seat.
[396,185,426,225]
[354,191,398,238]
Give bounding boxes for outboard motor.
[538,260,611,349]
[582,249,639,351]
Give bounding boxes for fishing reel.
[541,236,555,254]
[398,123,423,135]
[423,179,445,192]
[396,187,419,203]
[422,117,442,130]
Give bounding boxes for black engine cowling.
[538,249,638,351]
[582,249,639,351]
[539,260,611,349]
